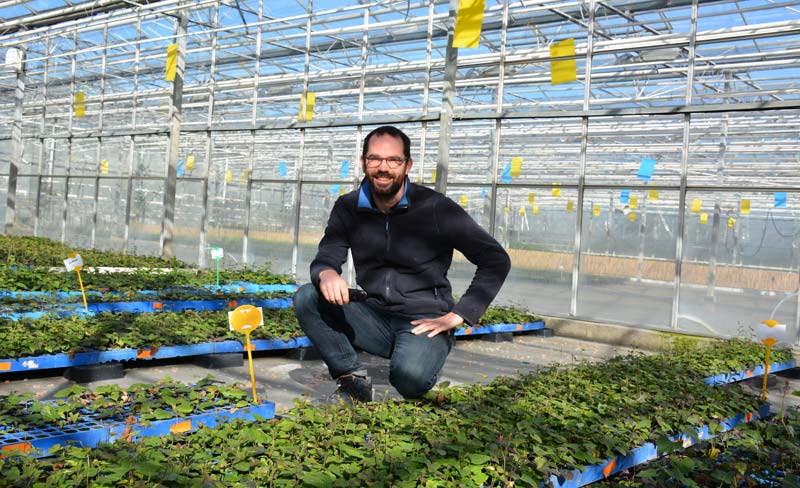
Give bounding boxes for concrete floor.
[1,331,797,414]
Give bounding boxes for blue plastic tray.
[0,401,275,458]
[455,321,545,336]
[546,403,771,487]
[0,282,299,299]
[704,359,797,385]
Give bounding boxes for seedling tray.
[0,401,275,458]
[0,322,545,374]
[0,282,298,300]
[703,359,797,385]
[545,403,771,487]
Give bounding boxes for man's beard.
[367,171,405,198]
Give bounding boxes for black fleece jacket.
[310,178,510,325]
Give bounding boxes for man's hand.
[410,312,464,338]
[318,269,350,305]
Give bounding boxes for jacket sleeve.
[309,199,350,288]
[436,197,511,325]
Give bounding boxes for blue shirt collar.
[358,177,410,211]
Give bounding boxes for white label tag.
[210,247,224,260]
[64,254,84,272]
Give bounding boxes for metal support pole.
[5,48,24,235]
[242,0,264,268]
[291,0,312,277]
[434,0,459,195]
[91,21,109,249]
[160,6,188,258]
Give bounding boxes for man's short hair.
[362,126,411,161]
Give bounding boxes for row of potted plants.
[0,340,793,486]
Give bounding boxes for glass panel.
[678,190,799,343]
[95,177,129,253]
[128,178,165,257]
[447,120,494,185]
[253,129,301,181]
[133,135,168,178]
[248,182,297,275]
[493,186,575,314]
[302,127,360,181]
[64,177,95,249]
[9,176,38,236]
[688,110,800,188]
[206,132,247,266]
[0,176,6,227]
[499,118,582,185]
[586,115,684,186]
[578,188,678,327]
[37,177,67,241]
[70,138,99,177]
[173,179,204,266]
[99,137,131,177]
[297,183,337,283]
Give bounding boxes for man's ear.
[404,158,413,176]
[360,156,367,173]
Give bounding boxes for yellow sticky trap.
[240,169,250,183]
[727,217,735,228]
[630,196,639,209]
[532,205,539,215]
[629,212,636,222]
[339,186,347,196]
[741,199,750,215]
[100,160,109,174]
[460,195,468,207]
[166,43,178,81]
[519,206,526,216]
[528,192,535,204]
[186,155,195,170]
[452,0,485,49]
[551,187,561,197]
[691,199,702,213]
[700,212,708,224]
[298,94,306,121]
[648,189,659,200]
[593,205,600,217]
[431,169,437,184]
[74,91,85,118]
[550,38,577,85]
[225,169,232,183]
[503,205,510,214]
[305,92,316,122]
[566,200,574,212]
[510,157,522,178]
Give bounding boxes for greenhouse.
[0,0,798,486]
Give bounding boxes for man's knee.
[292,283,319,314]
[389,363,436,399]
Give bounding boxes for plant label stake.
[210,247,223,288]
[755,319,787,401]
[64,253,88,311]
[229,305,264,402]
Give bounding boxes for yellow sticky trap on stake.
[228,305,264,402]
[64,253,88,311]
[691,199,702,213]
[100,160,109,174]
[727,217,736,228]
[741,199,751,215]
[629,212,636,222]
[186,155,195,170]
[648,189,659,201]
[339,186,347,196]
[510,157,522,178]
[305,92,316,122]
[755,319,787,401]
[519,206,526,216]
[630,196,638,209]
[431,169,437,184]
[166,43,178,81]
[566,200,574,212]
[460,195,468,207]
[532,205,539,215]
[528,192,535,204]
[503,205,510,214]
[550,38,577,85]
[551,186,561,197]
[452,0,485,49]
[225,169,232,183]
[593,205,600,217]
[74,91,85,118]
[700,213,708,225]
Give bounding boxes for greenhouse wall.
[0,0,798,343]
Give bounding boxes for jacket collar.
[357,177,410,212]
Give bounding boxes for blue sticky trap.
[177,159,184,177]
[481,187,487,199]
[638,157,655,181]
[278,162,287,177]
[340,160,349,179]
[774,192,787,208]
[500,162,512,183]
[620,189,630,204]
[330,185,340,195]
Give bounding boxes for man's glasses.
[364,156,407,169]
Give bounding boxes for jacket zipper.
[384,214,391,298]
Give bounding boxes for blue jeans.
[292,283,454,399]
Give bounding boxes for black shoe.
[333,370,374,403]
